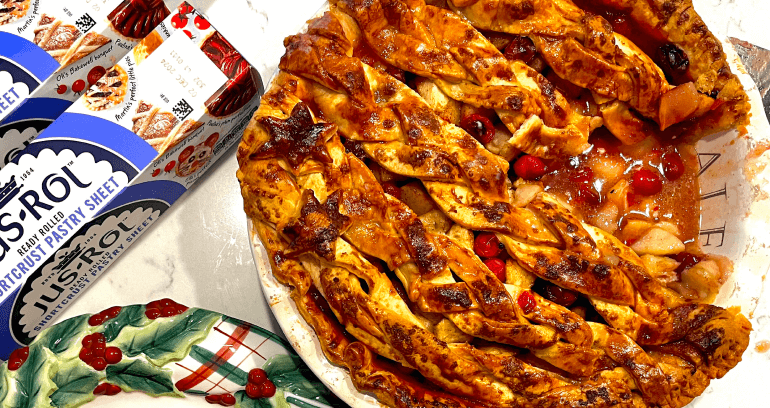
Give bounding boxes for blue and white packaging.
[0,0,177,167]
[0,2,263,358]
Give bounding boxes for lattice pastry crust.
[0,0,29,25]
[131,100,178,150]
[237,1,752,407]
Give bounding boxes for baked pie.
[132,100,178,150]
[108,0,171,40]
[159,118,204,153]
[83,65,129,111]
[237,0,752,407]
[200,31,261,118]
[133,30,164,65]
[0,0,29,25]
[33,14,111,68]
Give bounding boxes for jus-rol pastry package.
[0,0,177,168]
[0,2,263,358]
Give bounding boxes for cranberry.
[260,381,276,398]
[459,114,495,144]
[91,357,108,371]
[513,155,547,180]
[94,383,109,395]
[171,14,187,29]
[161,307,178,317]
[164,161,176,172]
[662,152,685,180]
[92,342,106,357]
[220,393,236,406]
[517,291,537,314]
[72,80,86,93]
[483,258,506,282]
[474,232,503,258]
[194,15,210,30]
[569,166,593,184]
[632,169,663,196]
[6,348,27,371]
[145,308,161,319]
[160,298,175,308]
[79,347,94,364]
[205,394,222,404]
[56,84,67,94]
[103,306,122,319]
[88,313,106,326]
[105,347,122,364]
[541,283,579,307]
[576,184,601,205]
[246,383,261,399]
[503,35,537,64]
[381,182,401,200]
[105,384,122,396]
[249,368,267,384]
[675,252,703,273]
[656,44,689,79]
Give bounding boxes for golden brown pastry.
[238,2,752,407]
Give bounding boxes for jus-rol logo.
[0,149,130,302]
[10,199,168,344]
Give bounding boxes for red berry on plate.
[92,342,106,357]
[87,66,106,85]
[517,291,537,314]
[164,161,176,173]
[91,357,108,371]
[260,381,276,398]
[220,393,236,406]
[105,347,122,364]
[161,306,177,317]
[82,334,95,348]
[103,306,122,319]
[245,383,261,399]
[632,168,663,196]
[79,347,94,364]
[94,333,106,344]
[159,298,175,308]
[89,313,106,326]
[662,152,684,181]
[483,258,506,282]
[460,114,495,144]
[249,368,267,384]
[381,182,401,200]
[7,356,23,371]
[106,384,122,396]
[205,394,222,404]
[145,308,161,319]
[56,84,67,94]
[72,79,86,93]
[194,15,210,30]
[171,14,187,29]
[93,383,109,395]
[152,168,161,177]
[17,347,29,361]
[513,155,547,180]
[474,232,502,258]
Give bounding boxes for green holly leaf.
[36,314,90,354]
[6,345,57,408]
[105,359,179,397]
[262,355,339,406]
[49,361,100,408]
[101,305,148,342]
[234,389,285,408]
[0,363,8,403]
[112,308,221,366]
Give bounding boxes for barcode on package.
[172,99,193,121]
[74,13,96,33]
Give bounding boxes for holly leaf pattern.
[235,390,284,408]
[263,354,340,406]
[49,362,100,408]
[105,359,178,396]
[101,305,148,342]
[35,314,90,354]
[6,345,57,408]
[112,308,221,366]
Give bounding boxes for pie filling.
[238,0,753,407]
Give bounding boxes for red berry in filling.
[260,381,276,398]
[474,232,502,258]
[576,184,600,205]
[503,35,537,64]
[381,182,401,200]
[542,283,579,307]
[674,252,704,273]
[632,168,663,196]
[245,383,261,399]
[662,152,684,181]
[91,357,108,371]
[517,291,537,314]
[220,393,236,406]
[513,155,547,180]
[105,347,122,364]
[459,114,495,144]
[248,368,267,384]
[483,258,506,282]
[569,166,593,184]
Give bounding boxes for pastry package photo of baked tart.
[32,14,111,68]
[132,99,178,150]
[238,0,762,407]
[82,64,129,111]
[200,31,262,118]
[133,29,164,64]
[0,0,29,26]
[108,0,171,40]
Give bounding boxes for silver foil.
[730,37,770,122]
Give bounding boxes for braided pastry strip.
[238,6,751,408]
[447,0,750,141]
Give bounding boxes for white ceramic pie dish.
[246,2,770,407]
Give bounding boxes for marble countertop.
[55,0,770,406]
